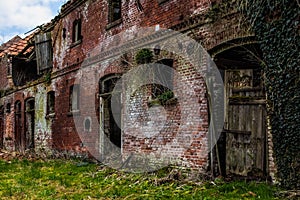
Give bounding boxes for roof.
[0,33,35,58]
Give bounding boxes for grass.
[0,159,282,199]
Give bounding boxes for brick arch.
[208,36,258,59]
[98,73,122,94]
[208,37,267,177]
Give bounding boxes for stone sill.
[4,136,13,141]
[70,39,82,48]
[148,97,178,107]
[45,113,55,119]
[67,110,81,116]
[158,0,170,5]
[106,18,122,30]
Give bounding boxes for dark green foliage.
[43,71,52,85]
[135,48,153,64]
[239,0,300,189]
[157,90,174,104]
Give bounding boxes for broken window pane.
[109,0,121,23]
[151,59,174,100]
[47,91,55,115]
[6,103,11,113]
[35,32,53,74]
[72,19,82,43]
[15,101,21,114]
[70,85,80,111]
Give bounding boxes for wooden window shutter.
[35,32,53,74]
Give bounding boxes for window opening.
[70,84,80,112]
[47,91,55,115]
[109,0,121,23]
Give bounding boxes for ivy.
[135,49,153,64]
[239,0,300,189]
[157,90,174,104]
[43,71,52,85]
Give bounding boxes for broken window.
[157,0,170,4]
[7,57,12,76]
[15,101,21,114]
[35,32,53,75]
[6,103,11,113]
[72,19,82,43]
[0,106,4,148]
[25,98,35,149]
[62,28,66,40]
[108,0,121,23]
[47,91,55,115]
[14,100,22,151]
[100,77,120,94]
[151,59,174,102]
[69,84,80,112]
[99,75,122,150]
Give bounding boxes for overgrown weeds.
[0,158,283,199]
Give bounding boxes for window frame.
[151,59,174,98]
[46,91,55,117]
[69,84,80,113]
[6,103,11,113]
[106,0,122,29]
[72,19,82,45]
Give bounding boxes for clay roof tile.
[0,32,35,57]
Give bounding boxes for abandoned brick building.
[0,0,276,177]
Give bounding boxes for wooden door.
[25,98,35,149]
[224,69,267,176]
[15,101,22,151]
[0,106,4,149]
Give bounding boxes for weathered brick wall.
[0,85,54,153]
[52,0,213,70]
[122,57,209,169]
[0,0,264,172]
[0,58,9,90]
[47,0,253,168]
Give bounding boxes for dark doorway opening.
[15,101,22,151]
[213,43,267,178]
[99,75,122,155]
[25,98,35,149]
[0,106,4,149]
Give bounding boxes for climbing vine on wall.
[239,0,300,189]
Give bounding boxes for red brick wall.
[0,57,9,90]
[0,0,257,171]
[47,0,253,168]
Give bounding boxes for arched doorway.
[213,42,267,177]
[99,75,122,157]
[25,98,35,149]
[0,106,4,149]
[14,101,22,151]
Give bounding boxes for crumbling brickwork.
[0,0,275,177]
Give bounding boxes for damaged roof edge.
[0,13,61,58]
[60,0,88,18]
[0,33,35,58]
[1,0,88,58]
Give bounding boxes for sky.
[0,0,67,44]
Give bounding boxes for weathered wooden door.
[15,101,22,151]
[224,69,267,176]
[25,98,35,149]
[0,106,4,149]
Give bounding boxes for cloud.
[0,0,66,43]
